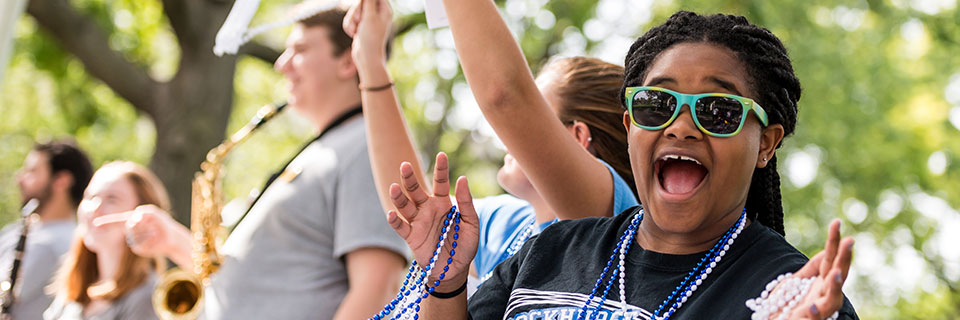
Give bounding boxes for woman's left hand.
[774,219,854,319]
[344,0,392,68]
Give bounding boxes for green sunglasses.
[625,86,769,137]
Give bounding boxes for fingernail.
[810,304,819,315]
[835,273,843,284]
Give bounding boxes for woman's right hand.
[387,153,480,292]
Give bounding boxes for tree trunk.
[149,1,237,225]
[152,57,236,224]
[26,0,239,225]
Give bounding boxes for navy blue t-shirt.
[468,207,859,319]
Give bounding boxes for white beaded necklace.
[746,273,840,320]
[578,209,747,320]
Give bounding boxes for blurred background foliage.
[1,0,958,318]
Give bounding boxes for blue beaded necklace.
[370,206,461,320]
[577,209,746,320]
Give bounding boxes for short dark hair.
[622,11,802,235]
[297,7,393,59]
[33,140,93,206]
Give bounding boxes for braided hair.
[621,11,801,235]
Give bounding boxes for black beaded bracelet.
[429,280,467,299]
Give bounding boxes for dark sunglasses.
[625,86,769,137]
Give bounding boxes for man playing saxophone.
[125,6,409,320]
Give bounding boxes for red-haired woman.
[44,162,168,320]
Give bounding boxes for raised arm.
[439,0,617,219]
[345,0,431,212]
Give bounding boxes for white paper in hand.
[424,0,449,29]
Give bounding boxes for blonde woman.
[44,162,169,320]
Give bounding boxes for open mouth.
[656,154,708,195]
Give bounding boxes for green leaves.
[1,0,957,317]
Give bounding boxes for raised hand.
[756,220,854,319]
[387,153,481,292]
[344,0,392,68]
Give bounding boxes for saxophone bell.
[153,269,203,320]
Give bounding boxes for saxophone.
[153,102,286,320]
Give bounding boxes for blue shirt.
[473,160,638,283]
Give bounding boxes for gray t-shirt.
[205,117,409,320]
[43,274,158,320]
[0,218,76,320]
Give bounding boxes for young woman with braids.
[343,0,638,292]
[369,2,859,320]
